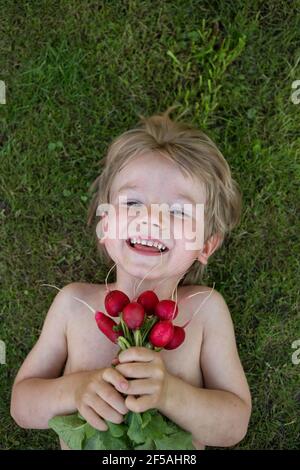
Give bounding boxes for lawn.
[0,0,299,450]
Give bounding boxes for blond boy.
[11,107,251,449]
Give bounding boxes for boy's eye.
[171,208,185,216]
[125,200,142,206]
[120,200,144,210]
[121,201,191,217]
[170,205,190,217]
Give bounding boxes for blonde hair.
[87,105,242,285]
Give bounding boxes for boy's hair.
[87,105,242,285]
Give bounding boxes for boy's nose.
[142,219,159,227]
[139,204,166,228]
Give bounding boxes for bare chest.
[63,285,204,388]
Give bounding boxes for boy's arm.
[158,288,252,447]
[10,283,92,429]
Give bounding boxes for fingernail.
[121,381,128,390]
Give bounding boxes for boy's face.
[98,151,213,279]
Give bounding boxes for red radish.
[122,302,145,330]
[155,299,178,321]
[137,290,159,315]
[149,320,174,348]
[104,290,130,317]
[95,311,122,343]
[164,326,185,350]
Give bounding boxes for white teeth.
[129,238,167,251]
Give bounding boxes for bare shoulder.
[41,283,80,331]
[59,281,106,314]
[181,284,232,329]
[67,281,105,299]
[62,281,101,295]
[56,281,94,306]
[47,282,98,321]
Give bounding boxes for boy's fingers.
[81,405,108,432]
[118,347,155,363]
[89,393,124,424]
[100,372,129,415]
[115,362,154,379]
[121,378,158,396]
[102,367,129,393]
[97,382,128,415]
[125,394,154,414]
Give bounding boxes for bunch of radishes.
[95,289,185,352]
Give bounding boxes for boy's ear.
[197,233,222,265]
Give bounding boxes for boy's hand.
[115,347,170,413]
[74,368,129,431]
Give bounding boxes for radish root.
[40,283,96,314]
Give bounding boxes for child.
[10,106,252,450]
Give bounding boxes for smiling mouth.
[126,239,169,255]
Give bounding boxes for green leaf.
[106,420,127,438]
[77,412,86,421]
[83,430,129,450]
[126,410,195,450]
[141,411,170,440]
[83,422,97,441]
[154,430,196,450]
[134,438,156,450]
[83,433,106,450]
[164,417,180,434]
[48,413,88,450]
[141,410,153,429]
[127,412,146,444]
[49,410,195,450]
[127,410,173,444]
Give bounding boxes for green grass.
[1,0,299,450]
